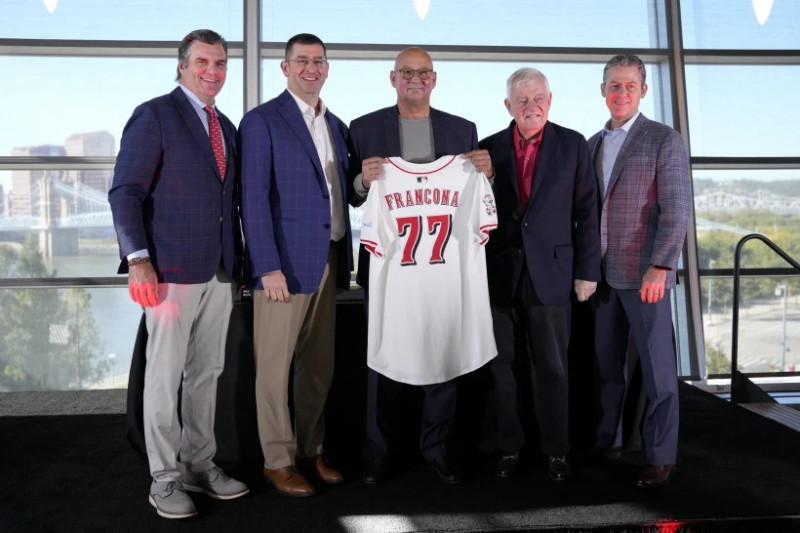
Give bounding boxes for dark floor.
[2,382,800,533]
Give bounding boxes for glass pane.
[0,0,242,41]
[696,167,800,372]
[694,168,800,271]
[685,65,800,157]
[0,287,138,391]
[681,0,800,49]
[702,276,799,376]
[674,272,694,378]
[262,0,661,48]
[262,59,660,141]
[0,183,119,278]
[2,57,243,159]
[0,171,8,216]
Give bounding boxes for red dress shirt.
[513,125,543,211]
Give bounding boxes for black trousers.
[489,270,571,457]
[364,369,456,462]
[361,286,457,463]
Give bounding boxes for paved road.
[704,296,800,373]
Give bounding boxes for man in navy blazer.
[109,29,248,519]
[240,33,353,497]
[479,68,601,481]
[349,46,494,485]
[588,54,691,488]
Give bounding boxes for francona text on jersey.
[383,187,461,211]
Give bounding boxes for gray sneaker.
[148,479,197,519]
[183,466,249,500]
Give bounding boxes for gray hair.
[506,68,550,99]
[175,29,228,81]
[602,54,647,85]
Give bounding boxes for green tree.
[62,289,107,389]
[1,235,62,390]
[0,234,107,391]
[705,340,730,376]
[697,207,800,312]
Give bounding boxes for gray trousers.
[143,270,233,481]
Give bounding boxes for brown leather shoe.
[636,464,676,488]
[305,454,345,484]
[263,466,316,497]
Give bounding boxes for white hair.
[506,68,550,99]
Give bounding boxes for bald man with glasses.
[348,46,494,485]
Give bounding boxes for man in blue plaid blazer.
[239,33,353,497]
[109,29,248,519]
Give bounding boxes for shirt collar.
[513,124,544,154]
[287,88,326,120]
[179,83,213,112]
[603,111,640,136]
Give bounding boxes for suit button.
[323,194,330,200]
[522,222,528,228]
[219,216,223,223]
[323,223,331,229]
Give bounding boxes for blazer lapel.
[493,123,523,222]
[497,124,520,198]
[385,107,403,156]
[528,121,555,211]
[171,88,221,179]
[277,90,326,191]
[430,108,450,158]
[607,114,649,197]
[589,133,602,171]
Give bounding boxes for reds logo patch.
[482,194,497,216]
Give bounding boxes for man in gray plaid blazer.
[587,54,691,489]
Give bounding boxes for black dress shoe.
[495,454,519,478]
[636,464,676,488]
[429,456,462,484]
[547,455,572,481]
[363,457,388,484]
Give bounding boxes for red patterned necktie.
[205,105,226,179]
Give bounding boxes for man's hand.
[262,270,290,302]
[640,266,668,304]
[128,262,159,307]
[574,279,597,302]
[361,156,387,189]
[463,149,494,179]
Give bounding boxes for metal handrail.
[731,234,800,403]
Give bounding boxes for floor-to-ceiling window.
[680,0,800,387]
[1,0,798,393]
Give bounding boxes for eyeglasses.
[395,68,433,80]
[287,58,328,68]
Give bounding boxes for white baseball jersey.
[360,155,498,385]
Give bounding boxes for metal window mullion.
[667,0,705,380]
[243,0,260,113]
